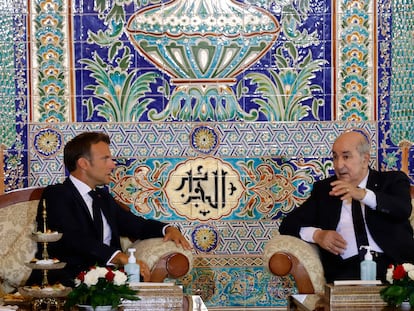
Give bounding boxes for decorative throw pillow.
[0,201,38,293]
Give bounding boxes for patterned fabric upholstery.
[0,200,38,293]
[263,233,325,293]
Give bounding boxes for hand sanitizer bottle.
[124,248,141,283]
[360,245,376,280]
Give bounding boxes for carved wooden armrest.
[263,234,325,294]
[126,238,193,282]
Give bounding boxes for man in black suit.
[279,130,414,283]
[27,132,191,286]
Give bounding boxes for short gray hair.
[344,128,371,156]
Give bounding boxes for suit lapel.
[94,188,121,248]
[366,169,380,191]
[331,195,343,228]
[323,176,343,228]
[95,188,112,224]
[64,178,95,224]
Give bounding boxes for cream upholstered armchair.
[263,186,414,294]
[263,234,325,294]
[0,187,192,294]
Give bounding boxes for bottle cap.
[127,248,136,263]
[360,245,373,260]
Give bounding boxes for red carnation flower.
[77,271,86,282]
[106,269,115,282]
[392,264,406,280]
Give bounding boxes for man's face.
[332,133,369,186]
[83,141,116,187]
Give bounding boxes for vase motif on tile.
[126,0,281,121]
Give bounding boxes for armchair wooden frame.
[0,187,44,209]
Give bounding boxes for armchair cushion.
[263,234,325,293]
[126,238,193,282]
[0,200,38,293]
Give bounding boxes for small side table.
[288,294,325,311]
[288,294,412,311]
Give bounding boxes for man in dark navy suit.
[27,132,191,286]
[279,130,414,282]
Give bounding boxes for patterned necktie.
[88,190,103,241]
[351,199,369,259]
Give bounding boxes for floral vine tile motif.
[189,269,216,303]
[1,11,17,149]
[111,163,169,216]
[338,0,371,121]
[1,0,27,190]
[32,0,69,123]
[388,0,414,175]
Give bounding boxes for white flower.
[96,267,109,278]
[84,268,100,286]
[77,266,129,288]
[113,270,128,286]
[403,263,414,272]
[386,265,394,284]
[408,270,414,281]
[74,278,81,287]
[67,266,138,308]
[83,267,108,286]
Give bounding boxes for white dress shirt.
[300,172,383,259]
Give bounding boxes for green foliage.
[380,264,414,308]
[241,43,326,121]
[381,284,414,308]
[66,279,139,309]
[81,46,159,122]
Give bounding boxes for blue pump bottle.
[360,245,377,281]
[124,248,140,283]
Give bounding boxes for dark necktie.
[88,190,103,242]
[351,199,369,259]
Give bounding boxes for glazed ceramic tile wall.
[0,0,413,309]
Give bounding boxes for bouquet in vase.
[380,263,414,308]
[65,266,139,309]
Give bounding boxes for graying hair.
[344,128,371,156]
[356,137,370,156]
